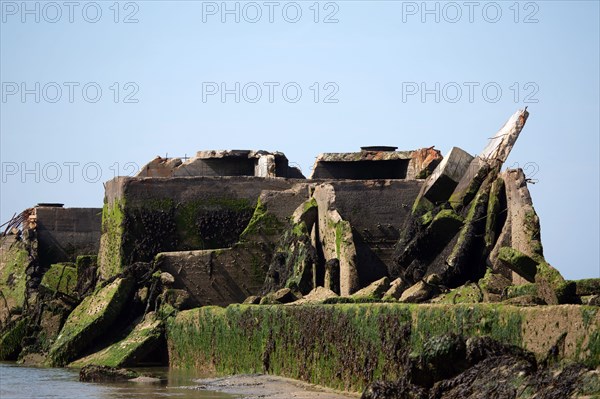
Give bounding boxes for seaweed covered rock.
[0,234,30,326]
[263,221,318,295]
[70,312,164,368]
[363,333,595,399]
[46,277,133,366]
[79,365,138,382]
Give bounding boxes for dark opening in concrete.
[313,159,410,180]
[201,158,256,177]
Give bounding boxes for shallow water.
[0,362,236,399]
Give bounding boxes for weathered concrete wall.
[329,180,422,283]
[167,304,600,393]
[157,245,269,308]
[35,207,101,267]
[99,176,301,279]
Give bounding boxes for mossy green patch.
[303,197,318,212]
[166,303,550,393]
[485,177,505,250]
[498,247,538,282]
[174,198,254,250]
[46,277,133,366]
[431,283,483,304]
[505,283,538,299]
[420,211,433,226]
[99,199,126,279]
[40,263,77,296]
[0,241,29,316]
[240,198,284,241]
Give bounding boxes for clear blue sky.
[1,1,598,279]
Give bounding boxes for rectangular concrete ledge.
[167,303,599,393]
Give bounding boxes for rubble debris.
[350,277,390,300]
[136,150,304,179]
[311,147,442,180]
[289,286,338,305]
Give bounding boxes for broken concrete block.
[136,156,182,177]
[445,174,494,284]
[256,154,276,177]
[498,247,538,283]
[399,281,438,303]
[383,278,407,300]
[350,277,390,300]
[535,262,571,304]
[409,146,443,179]
[488,169,540,283]
[314,184,360,295]
[419,147,474,205]
[430,283,483,304]
[70,312,163,368]
[259,288,300,304]
[79,365,139,382]
[46,277,133,366]
[449,108,529,212]
[479,270,511,302]
[157,244,270,308]
[160,272,175,286]
[243,295,261,304]
[484,177,506,253]
[290,286,338,305]
[480,108,529,164]
[449,157,490,212]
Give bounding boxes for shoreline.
[191,374,360,399]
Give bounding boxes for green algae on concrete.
[69,312,163,368]
[572,279,600,296]
[498,247,538,282]
[239,197,288,245]
[430,283,483,304]
[40,263,77,296]
[99,200,126,280]
[167,303,599,394]
[0,240,29,320]
[46,277,133,366]
[0,317,27,360]
[485,177,505,251]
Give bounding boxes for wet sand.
[192,374,361,399]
